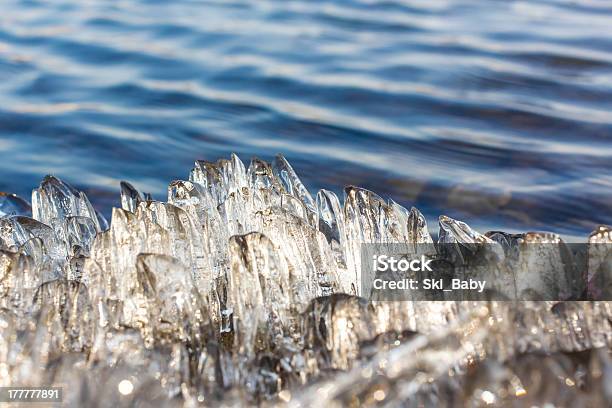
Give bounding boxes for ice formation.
[0,153,610,407]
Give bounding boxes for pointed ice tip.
[250,156,268,165]
[40,174,61,186]
[248,157,276,189]
[120,181,143,213]
[343,185,358,196]
[41,174,58,183]
[409,206,425,218]
[39,174,80,195]
[438,214,474,232]
[120,181,141,196]
[439,215,452,224]
[343,185,384,205]
[343,185,382,197]
[273,154,292,170]
[120,180,134,189]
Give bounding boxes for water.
[0,0,611,239]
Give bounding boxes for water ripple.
[0,0,611,238]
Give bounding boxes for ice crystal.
[0,153,610,406]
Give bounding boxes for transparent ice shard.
[0,192,31,217]
[272,155,313,205]
[388,201,435,255]
[61,216,99,280]
[0,216,59,251]
[190,160,225,206]
[316,188,351,291]
[133,253,206,344]
[247,157,280,193]
[317,189,344,246]
[18,236,46,266]
[65,216,97,253]
[0,250,39,312]
[406,207,435,252]
[255,206,342,298]
[32,175,101,232]
[82,207,173,330]
[218,153,248,195]
[344,186,390,243]
[218,188,251,236]
[587,225,612,299]
[511,232,577,300]
[343,186,403,294]
[280,193,307,221]
[190,153,248,206]
[439,214,488,248]
[438,215,503,265]
[273,154,317,227]
[168,180,210,222]
[279,193,318,227]
[0,216,30,251]
[246,158,284,218]
[302,294,375,370]
[168,180,229,283]
[228,232,292,355]
[33,279,94,352]
[0,216,64,281]
[389,199,410,240]
[135,200,209,286]
[120,181,143,213]
[208,154,253,236]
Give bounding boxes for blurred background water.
[0,0,611,239]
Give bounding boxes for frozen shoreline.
[0,153,611,406]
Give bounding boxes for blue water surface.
[1,0,611,239]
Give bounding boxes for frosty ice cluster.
[0,154,611,406]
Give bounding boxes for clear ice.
[0,153,610,407]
